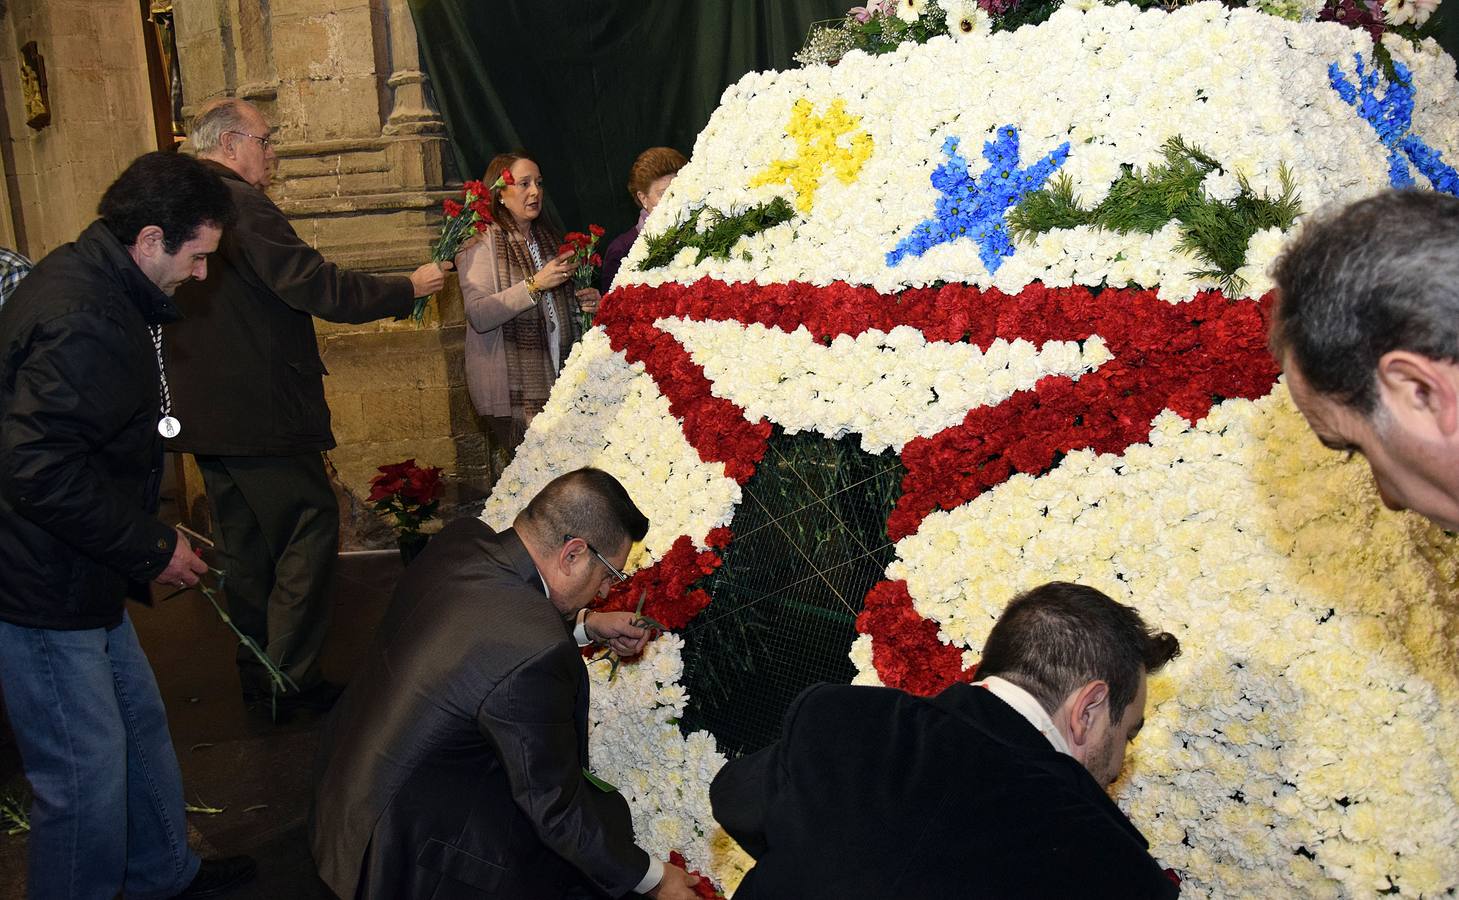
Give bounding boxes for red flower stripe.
[593,528,733,632]
[599,278,1281,692]
[856,580,978,694]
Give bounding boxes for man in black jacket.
[711,582,1183,899]
[311,468,699,899]
[0,152,254,899]
[164,97,449,711]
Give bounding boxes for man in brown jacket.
[165,98,449,711]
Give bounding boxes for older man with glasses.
[161,97,452,716]
[311,468,701,900]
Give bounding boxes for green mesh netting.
[677,427,905,757]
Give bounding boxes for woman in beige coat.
[455,151,600,457]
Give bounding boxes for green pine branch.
[637,197,797,271]
[1009,137,1301,293]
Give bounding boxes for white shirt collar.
[972,675,1072,756]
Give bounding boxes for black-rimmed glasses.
[565,534,629,583]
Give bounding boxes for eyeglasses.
[225,130,273,149]
[565,534,629,583]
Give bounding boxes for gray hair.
[189,97,257,155]
[1271,189,1459,414]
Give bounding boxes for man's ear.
[1376,351,1459,440]
[557,536,587,576]
[1066,680,1110,749]
[133,225,166,260]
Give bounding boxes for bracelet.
[525,276,538,294]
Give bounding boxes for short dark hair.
[98,151,236,254]
[977,582,1180,725]
[517,468,649,555]
[1271,189,1459,414]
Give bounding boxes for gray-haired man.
[1272,189,1459,531]
[164,98,449,712]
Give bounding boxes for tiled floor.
[0,550,405,899]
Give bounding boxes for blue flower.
[1330,54,1459,196]
[887,125,1070,273]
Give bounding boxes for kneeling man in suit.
[311,468,699,899]
[711,581,1183,899]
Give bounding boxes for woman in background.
[456,151,599,456]
[599,147,688,293]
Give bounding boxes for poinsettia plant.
[367,458,444,537]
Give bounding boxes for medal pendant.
[157,416,181,438]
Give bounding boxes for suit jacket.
[164,161,412,456]
[711,683,1180,899]
[310,518,650,899]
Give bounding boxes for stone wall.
[170,0,489,546]
[0,0,159,256]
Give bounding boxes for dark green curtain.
[408,0,848,242]
[411,0,1459,242]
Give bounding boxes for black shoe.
[274,679,345,713]
[174,855,256,898]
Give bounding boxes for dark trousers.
[196,453,338,694]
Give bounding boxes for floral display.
[477,2,1459,895]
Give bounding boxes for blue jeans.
[0,613,200,899]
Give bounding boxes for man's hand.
[153,530,208,589]
[409,260,453,298]
[585,610,651,658]
[646,862,700,899]
[575,287,602,314]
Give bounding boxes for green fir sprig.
[1008,136,1301,294]
[637,197,797,271]
[1,791,29,835]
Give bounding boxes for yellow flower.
[750,99,874,214]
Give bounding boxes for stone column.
[171,0,488,547]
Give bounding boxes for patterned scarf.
[494,220,582,442]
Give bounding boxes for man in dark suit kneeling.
[711,582,1183,899]
[311,468,699,899]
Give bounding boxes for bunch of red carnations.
[416,180,494,322]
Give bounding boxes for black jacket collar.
[931,681,1153,849]
[74,219,180,326]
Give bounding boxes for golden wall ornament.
[19,42,49,130]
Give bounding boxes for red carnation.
[589,223,605,238]
[442,199,463,218]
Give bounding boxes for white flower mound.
[881,385,1459,897]
[662,318,1111,453]
[617,3,1459,300]
[486,5,1459,894]
[480,329,741,564]
[585,634,754,891]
